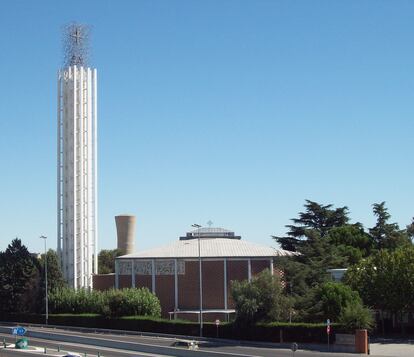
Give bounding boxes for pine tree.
[0,238,39,313]
[273,200,349,251]
[39,249,66,292]
[369,202,410,250]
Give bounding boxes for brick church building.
[94,227,295,321]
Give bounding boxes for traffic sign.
[15,338,28,349]
[326,319,331,335]
[215,319,220,326]
[11,327,26,336]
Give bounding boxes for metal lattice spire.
[63,23,90,68]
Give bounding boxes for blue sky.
[0,1,413,253]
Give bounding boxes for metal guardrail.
[0,321,199,342]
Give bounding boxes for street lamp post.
[40,235,48,325]
[192,223,203,337]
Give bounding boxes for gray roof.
[118,238,297,260]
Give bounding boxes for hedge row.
[0,313,344,344]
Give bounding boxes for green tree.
[273,200,350,252]
[345,247,414,332]
[277,230,348,297]
[273,201,378,313]
[0,238,40,313]
[98,249,123,274]
[369,202,411,250]
[231,269,290,325]
[272,201,353,296]
[36,250,66,313]
[300,282,362,322]
[406,218,414,243]
[40,249,66,292]
[326,224,374,265]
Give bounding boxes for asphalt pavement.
[0,324,363,357]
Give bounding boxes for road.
[0,325,363,357]
[0,333,164,357]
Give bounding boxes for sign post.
[215,319,220,338]
[326,319,331,351]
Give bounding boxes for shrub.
[106,288,161,318]
[231,269,291,325]
[339,303,375,331]
[49,288,105,314]
[49,287,161,318]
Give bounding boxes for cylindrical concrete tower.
[115,215,136,255]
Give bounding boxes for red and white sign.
[326,319,331,334]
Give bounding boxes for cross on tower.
[71,27,83,45]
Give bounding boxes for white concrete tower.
[57,24,98,289]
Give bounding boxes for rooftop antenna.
[207,220,213,227]
[62,22,90,68]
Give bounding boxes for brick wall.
[119,275,132,288]
[93,274,115,291]
[136,275,152,290]
[178,261,199,310]
[251,259,271,276]
[226,260,248,308]
[156,275,175,316]
[202,261,225,309]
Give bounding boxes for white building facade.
[57,65,98,289]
